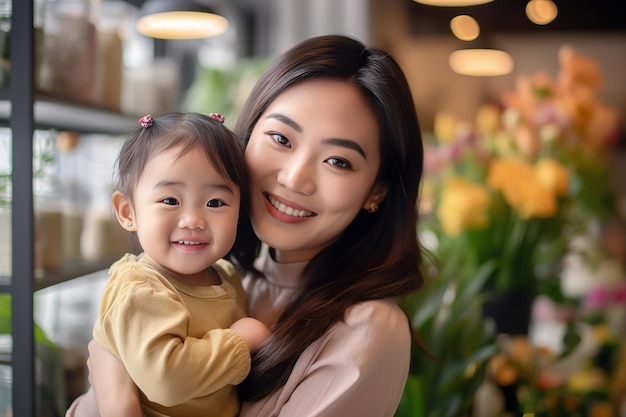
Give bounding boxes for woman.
[73,34,425,417]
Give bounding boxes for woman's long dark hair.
[231,35,425,401]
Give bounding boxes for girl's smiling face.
[244,78,386,263]
[116,145,241,283]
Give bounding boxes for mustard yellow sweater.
[93,254,250,417]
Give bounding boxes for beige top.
[93,254,250,417]
[239,246,411,417]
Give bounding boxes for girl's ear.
[363,182,388,211]
[112,191,135,232]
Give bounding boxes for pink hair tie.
[209,113,225,123]
[138,114,154,128]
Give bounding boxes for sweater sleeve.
[93,267,250,407]
[240,299,411,417]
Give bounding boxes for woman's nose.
[277,155,316,195]
[178,208,207,230]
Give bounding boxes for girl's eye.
[270,132,291,148]
[161,197,179,205]
[325,157,352,169]
[207,199,225,208]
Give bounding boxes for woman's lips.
[267,194,314,217]
[263,193,316,223]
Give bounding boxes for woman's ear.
[363,182,388,212]
[112,191,135,232]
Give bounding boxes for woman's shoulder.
[346,299,408,323]
[340,299,410,340]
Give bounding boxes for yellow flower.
[534,158,569,197]
[567,368,607,393]
[487,158,534,192]
[487,158,558,219]
[437,178,490,236]
[513,180,558,219]
[591,323,610,344]
[492,131,517,157]
[476,104,501,136]
[433,112,459,144]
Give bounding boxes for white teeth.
[268,196,313,217]
[177,241,202,245]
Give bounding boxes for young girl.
[70,34,425,417]
[66,112,270,417]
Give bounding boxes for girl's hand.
[87,340,145,417]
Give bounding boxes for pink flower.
[584,287,611,310]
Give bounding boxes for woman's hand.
[87,340,145,417]
[230,317,272,351]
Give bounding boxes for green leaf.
[394,375,424,417]
[0,294,58,348]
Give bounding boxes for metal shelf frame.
[10,1,36,415]
[2,1,136,414]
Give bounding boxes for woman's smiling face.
[244,78,386,263]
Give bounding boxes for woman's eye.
[207,199,225,208]
[325,157,352,169]
[161,197,179,205]
[270,132,291,148]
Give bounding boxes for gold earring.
[367,202,378,214]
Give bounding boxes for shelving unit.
[2,1,136,415]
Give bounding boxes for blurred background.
[1,0,625,416]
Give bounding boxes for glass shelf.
[0,93,136,135]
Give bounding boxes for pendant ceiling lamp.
[413,0,494,6]
[136,0,229,40]
[450,14,480,41]
[526,0,558,25]
[449,48,513,76]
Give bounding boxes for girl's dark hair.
[233,35,425,401]
[114,112,251,258]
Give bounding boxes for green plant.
[395,254,498,417]
[0,294,66,416]
[0,129,57,207]
[0,173,8,206]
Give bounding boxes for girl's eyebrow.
[153,180,235,193]
[266,113,366,158]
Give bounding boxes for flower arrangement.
[413,45,626,416]
[421,45,621,296]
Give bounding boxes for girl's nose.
[178,209,207,230]
[276,155,316,195]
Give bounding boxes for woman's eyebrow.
[267,113,301,132]
[322,138,366,158]
[266,113,366,158]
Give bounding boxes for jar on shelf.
[0,129,10,278]
[95,0,128,112]
[34,178,64,273]
[0,0,10,88]
[0,335,11,416]
[33,130,63,272]
[56,131,90,264]
[37,0,100,105]
[0,204,9,278]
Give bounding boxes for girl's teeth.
[178,241,202,245]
